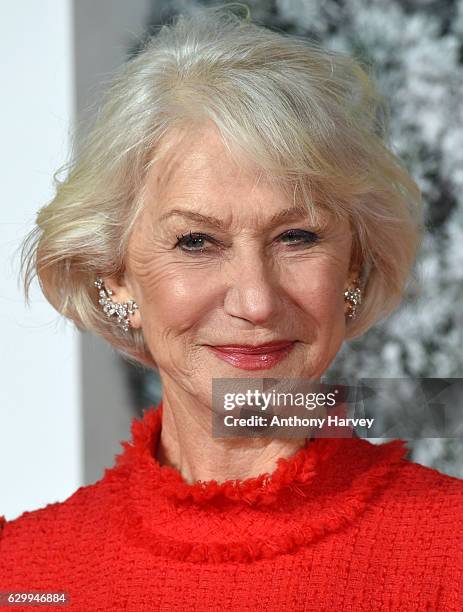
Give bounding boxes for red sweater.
[1,401,462,611]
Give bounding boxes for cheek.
[130,252,218,340]
[284,263,347,373]
[284,260,347,325]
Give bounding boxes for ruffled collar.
[116,401,324,506]
[110,401,408,563]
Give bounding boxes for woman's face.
[117,123,356,400]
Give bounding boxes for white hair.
[20,4,423,368]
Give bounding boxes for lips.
[207,341,296,370]
[211,341,294,353]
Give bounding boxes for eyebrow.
[158,206,312,230]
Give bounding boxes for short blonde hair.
[20,4,423,369]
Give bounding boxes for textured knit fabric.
[1,401,462,611]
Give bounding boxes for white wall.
[73,0,151,486]
[0,0,151,520]
[0,0,79,521]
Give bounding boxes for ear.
[343,238,363,319]
[98,273,142,330]
[345,234,363,287]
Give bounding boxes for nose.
[223,249,283,326]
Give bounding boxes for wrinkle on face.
[123,121,354,399]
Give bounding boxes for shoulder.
[348,440,463,607]
[358,439,463,551]
[364,438,463,495]
[389,449,463,524]
[0,464,129,582]
[331,436,463,517]
[354,437,463,501]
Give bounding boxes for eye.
[175,231,217,252]
[278,229,320,246]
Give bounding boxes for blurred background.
[1,0,462,520]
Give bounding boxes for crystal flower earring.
[344,281,362,320]
[94,277,139,332]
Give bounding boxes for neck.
[156,384,307,484]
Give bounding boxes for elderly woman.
[1,6,461,611]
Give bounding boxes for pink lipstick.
[207,341,296,371]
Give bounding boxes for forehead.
[143,122,293,215]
